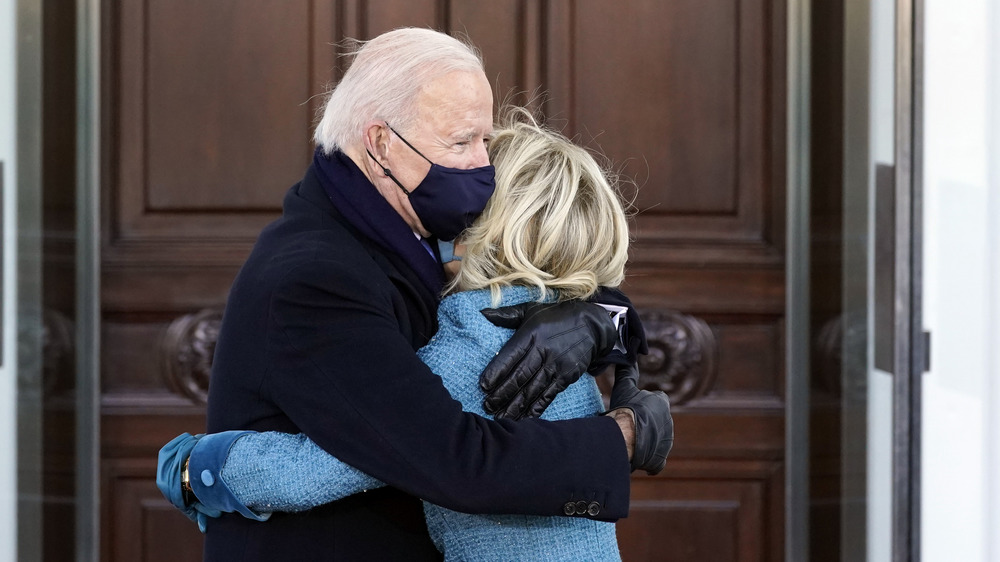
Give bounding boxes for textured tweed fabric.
[418,287,621,561]
[220,286,621,561]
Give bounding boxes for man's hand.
[480,301,618,420]
[606,408,636,460]
[606,362,674,475]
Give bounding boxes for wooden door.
[100,2,786,560]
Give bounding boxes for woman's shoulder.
[430,287,542,348]
[439,285,548,313]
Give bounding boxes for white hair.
[314,28,485,154]
[448,107,631,304]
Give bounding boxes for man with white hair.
[160,28,673,560]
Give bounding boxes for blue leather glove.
[156,433,222,532]
[157,431,267,533]
[187,431,269,523]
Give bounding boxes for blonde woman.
[158,109,672,561]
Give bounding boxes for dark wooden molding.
[638,310,718,406]
[160,306,718,408]
[161,308,223,404]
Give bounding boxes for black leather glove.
[589,287,648,367]
[608,362,674,475]
[479,300,618,420]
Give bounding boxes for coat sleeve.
[262,258,631,520]
[221,432,385,512]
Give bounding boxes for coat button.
[563,502,576,516]
[587,501,601,517]
[575,500,588,515]
[200,470,215,487]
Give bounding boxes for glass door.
[14,0,101,559]
[789,0,924,559]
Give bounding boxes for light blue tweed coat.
[220,287,621,561]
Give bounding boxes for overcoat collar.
[311,149,445,297]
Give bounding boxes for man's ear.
[363,122,392,174]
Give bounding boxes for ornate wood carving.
[162,308,223,404]
[637,310,718,405]
[161,306,717,407]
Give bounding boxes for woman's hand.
[478,300,617,419]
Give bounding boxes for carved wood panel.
[100,1,787,559]
[544,0,785,267]
[111,0,329,237]
[617,459,784,562]
[103,458,204,562]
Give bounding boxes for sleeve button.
[587,501,601,517]
[563,502,577,516]
[575,500,588,515]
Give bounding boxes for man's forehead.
[411,116,492,145]
[450,124,495,139]
[414,72,492,126]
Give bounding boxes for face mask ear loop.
[366,148,413,197]
[386,123,434,165]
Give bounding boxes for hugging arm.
[158,430,384,527]
[215,431,384,511]
[159,356,674,529]
[160,261,633,529]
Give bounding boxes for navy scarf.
[312,148,444,296]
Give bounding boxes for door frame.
[891,0,925,558]
[76,0,102,559]
[784,0,811,560]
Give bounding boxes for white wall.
[989,2,1000,559]
[0,0,18,557]
[921,0,999,560]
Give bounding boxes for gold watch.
[181,457,192,503]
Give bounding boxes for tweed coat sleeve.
[220,432,384,512]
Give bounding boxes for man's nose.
[470,140,490,168]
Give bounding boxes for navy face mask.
[367,123,495,241]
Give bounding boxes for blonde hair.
[314,28,484,154]
[448,107,630,303]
